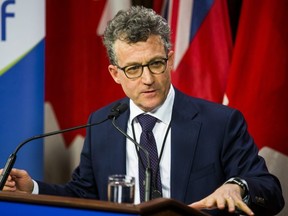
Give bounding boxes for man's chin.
[139,101,162,112]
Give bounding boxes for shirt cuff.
[31,179,39,194]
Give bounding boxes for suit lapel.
[170,90,201,202]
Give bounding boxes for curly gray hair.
[103,6,171,65]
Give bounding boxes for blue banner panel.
[0,40,45,180]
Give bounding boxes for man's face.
[108,35,174,112]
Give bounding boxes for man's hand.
[0,168,34,193]
[189,183,254,215]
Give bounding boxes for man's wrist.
[225,177,250,203]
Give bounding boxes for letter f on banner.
[1,0,15,41]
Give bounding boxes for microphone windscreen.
[117,103,128,114]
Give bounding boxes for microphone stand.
[111,117,151,202]
[0,118,109,190]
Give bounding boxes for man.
[2,6,284,216]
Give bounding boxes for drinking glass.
[107,175,135,204]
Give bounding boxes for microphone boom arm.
[0,118,109,190]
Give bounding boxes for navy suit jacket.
[38,88,284,215]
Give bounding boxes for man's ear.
[108,65,121,84]
[168,50,175,70]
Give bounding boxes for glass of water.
[107,175,135,204]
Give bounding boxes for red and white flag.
[45,0,131,183]
[159,0,232,103]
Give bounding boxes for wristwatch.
[225,177,249,202]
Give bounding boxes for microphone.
[110,103,151,202]
[108,102,124,119]
[0,103,122,190]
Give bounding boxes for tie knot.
[137,114,157,132]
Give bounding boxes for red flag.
[226,0,288,155]
[45,0,130,146]
[163,0,232,103]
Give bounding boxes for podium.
[0,192,210,216]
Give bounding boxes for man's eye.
[126,65,141,73]
[150,60,164,67]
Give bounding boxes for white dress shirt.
[126,85,175,204]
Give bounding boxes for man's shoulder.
[174,88,241,118]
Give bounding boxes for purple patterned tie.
[137,114,162,202]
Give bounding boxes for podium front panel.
[0,192,210,216]
[0,192,139,216]
[0,201,137,216]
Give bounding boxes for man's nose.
[141,66,154,83]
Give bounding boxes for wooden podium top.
[0,192,209,216]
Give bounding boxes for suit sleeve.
[221,109,284,215]
[37,114,99,199]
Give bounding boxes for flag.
[44,0,131,183]
[225,0,288,155]
[0,0,45,179]
[160,0,232,103]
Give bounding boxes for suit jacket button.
[255,196,265,205]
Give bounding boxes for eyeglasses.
[116,57,168,79]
